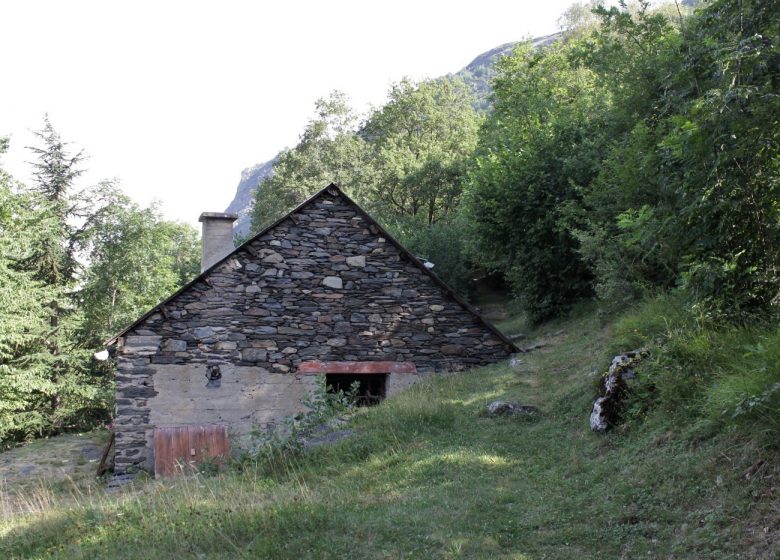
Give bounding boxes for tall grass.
[611,293,780,442]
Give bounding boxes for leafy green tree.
[251,91,372,230]
[78,188,200,345]
[568,121,683,305]
[561,4,685,305]
[663,0,780,317]
[363,78,480,226]
[572,0,780,317]
[395,211,474,297]
[464,41,603,322]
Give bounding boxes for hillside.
[2,301,777,559]
[222,34,560,236]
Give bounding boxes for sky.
[1,0,577,228]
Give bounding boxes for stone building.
[108,184,515,475]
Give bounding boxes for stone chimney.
[198,212,238,272]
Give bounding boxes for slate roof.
[106,184,517,351]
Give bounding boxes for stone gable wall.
[114,192,512,473]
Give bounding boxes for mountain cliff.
[225,158,275,237]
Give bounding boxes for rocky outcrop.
[590,350,648,432]
[224,158,276,238]
[483,401,540,418]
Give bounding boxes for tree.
[562,2,685,305]
[24,116,85,288]
[663,0,780,317]
[16,117,94,424]
[362,78,480,226]
[464,41,603,321]
[78,187,200,345]
[251,91,372,230]
[0,140,61,441]
[0,119,202,443]
[571,0,780,317]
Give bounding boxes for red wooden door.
[153,425,229,478]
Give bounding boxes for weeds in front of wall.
[233,375,359,473]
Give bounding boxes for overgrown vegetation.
[468,0,780,323]
[609,293,780,440]
[235,376,358,471]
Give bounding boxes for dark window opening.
[326,373,387,407]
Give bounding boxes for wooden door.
[153,425,229,478]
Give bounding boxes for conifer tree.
[20,117,89,418]
[0,138,59,440]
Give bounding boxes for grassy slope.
[1,306,778,559]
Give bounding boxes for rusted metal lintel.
[298,361,417,374]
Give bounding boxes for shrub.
[610,294,780,439]
[235,376,357,471]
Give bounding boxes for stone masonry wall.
[114,190,513,474]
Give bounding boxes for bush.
[463,40,599,324]
[703,329,780,438]
[608,292,694,354]
[610,294,780,439]
[235,376,357,472]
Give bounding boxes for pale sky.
[1,0,577,227]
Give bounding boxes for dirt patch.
[0,430,111,493]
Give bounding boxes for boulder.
[484,400,540,417]
[589,373,628,432]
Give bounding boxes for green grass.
[608,293,780,439]
[1,303,778,559]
